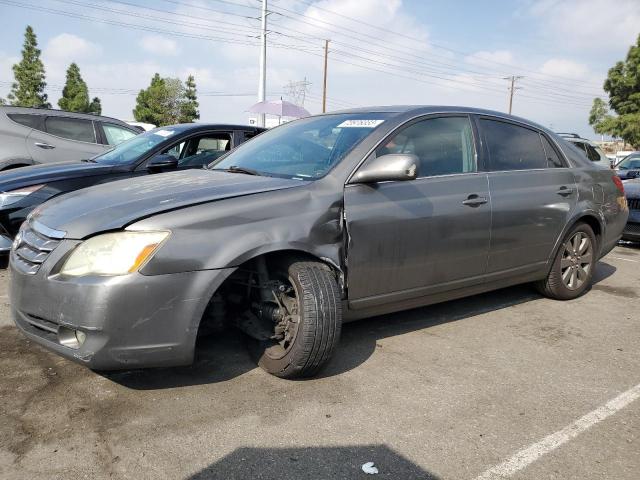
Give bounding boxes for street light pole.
[257,0,268,127]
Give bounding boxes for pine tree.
[133,74,186,126]
[8,26,50,108]
[180,74,199,123]
[88,97,102,115]
[58,63,90,112]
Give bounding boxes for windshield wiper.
[81,158,97,163]
[214,165,261,176]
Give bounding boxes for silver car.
[9,106,629,379]
[0,106,139,170]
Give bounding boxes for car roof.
[327,105,552,132]
[148,123,265,133]
[0,105,134,128]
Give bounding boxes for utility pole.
[322,40,329,113]
[257,0,268,127]
[504,75,523,114]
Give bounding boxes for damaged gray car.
[10,107,629,378]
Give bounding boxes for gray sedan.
[9,106,629,378]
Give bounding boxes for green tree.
[58,63,101,114]
[588,97,609,135]
[592,34,640,147]
[180,74,199,123]
[7,26,50,108]
[89,97,102,115]
[133,73,188,126]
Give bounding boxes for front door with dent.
[344,115,492,306]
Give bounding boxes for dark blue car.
[616,153,640,180]
[0,123,264,257]
[623,179,640,241]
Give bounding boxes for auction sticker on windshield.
[153,129,175,138]
[337,119,385,128]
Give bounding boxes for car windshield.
[617,155,640,170]
[210,113,392,179]
[92,127,180,165]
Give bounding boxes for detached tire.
[536,222,597,300]
[249,259,342,379]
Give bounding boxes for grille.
[624,222,640,236]
[628,198,640,211]
[12,220,65,275]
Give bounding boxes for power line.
[0,0,597,110]
[286,0,604,89]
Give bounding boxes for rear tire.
[536,222,597,300]
[248,259,342,379]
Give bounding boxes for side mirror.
[350,154,418,184]
[147,153,178,172]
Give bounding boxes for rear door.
[479,117,577,276]
[344,115,492,306]
[27,116,107,163]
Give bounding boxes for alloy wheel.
[560,231,593,291]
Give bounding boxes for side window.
[481,119,546,171]
[244,130,260,142]
[572,142,587,153]
[540,135,564,168]
[102,123,137,146]
[584,144,601,162]
[45,117,96,143]
[7,113,43,130]
[162,141,185,159]
[178,134,233,167]
[375,116,476,177]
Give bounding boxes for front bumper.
[10,243,234,370]
[622,221,640,241]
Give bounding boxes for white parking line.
[608,256,639,263]
[474,383,640,480]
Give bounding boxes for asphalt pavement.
[0,244,638,479]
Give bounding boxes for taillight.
[612,175,625,195]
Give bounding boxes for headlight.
[0,184,44,207]
[60,231,169,277]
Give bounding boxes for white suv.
[557,133,611,168]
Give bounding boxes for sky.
[0,0,639,139]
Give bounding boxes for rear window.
[481,119,547,171]
[7,113,42,130]
[102,123,137,146]
[46,117,96,143]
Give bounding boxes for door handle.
[34,142,55,149]
[556,186,575,196]
[462,194,488,207]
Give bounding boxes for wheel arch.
[545,210,605,274]
[194,246,344,338]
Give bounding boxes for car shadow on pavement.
[104,261,617,390]
[187,445,441,480]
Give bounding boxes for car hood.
[30,169,306,238]
[0,161,113,192]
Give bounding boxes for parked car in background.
[0,123,264,257]
[614,153,640,180]
[622,179,640,241]
[126,121,156,132]
[9,106,628,379]
[557,133,610,168]
[0,106,139,170]
[615,150,637,164]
